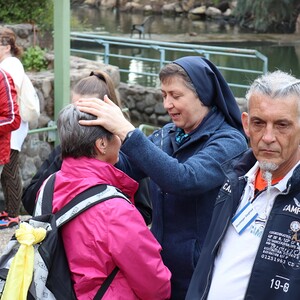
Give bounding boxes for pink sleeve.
[107,198,171,300]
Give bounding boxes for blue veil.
[174,56,245,136]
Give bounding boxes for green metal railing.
[70,32,268,91]
[31,34,268,138]
[28,121,57,143]
[28,122,157,139]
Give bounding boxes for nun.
[76,56,248,300]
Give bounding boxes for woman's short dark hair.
[57,104,112,159]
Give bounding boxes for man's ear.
[241,112,250,138]
[95,137,107,155]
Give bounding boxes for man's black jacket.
[186,149,300,300]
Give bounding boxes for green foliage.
[0,0,53,31]
[234,0,298,33]
[211,0,222,5]
[22,46,48,72]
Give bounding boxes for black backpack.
[0,173,130,299]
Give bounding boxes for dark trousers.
[1,150,22,217]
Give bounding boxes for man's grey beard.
[259,161,279,192]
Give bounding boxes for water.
[71,8,300,97]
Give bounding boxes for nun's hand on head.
[76,95,135,141]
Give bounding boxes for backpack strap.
[93,266,119,300]
[54,183,131,227]
[38,174,130,299]
[37,172,131,226]
[40,173,56,214]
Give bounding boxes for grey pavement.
[0,215,31,255]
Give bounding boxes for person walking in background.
[76,56,248,299]
[22,70,152,225]
[0,27,26,228]
[36,103,171,299]
[0,67,20,228]
[186,70,300,300]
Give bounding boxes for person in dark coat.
[76,56,248,299]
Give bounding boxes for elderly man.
[186,70,300,300]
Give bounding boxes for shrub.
[22,46,48,72]
[0,1,53,31]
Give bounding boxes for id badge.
[232,201,258,235]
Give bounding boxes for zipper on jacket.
[202,175,247,299]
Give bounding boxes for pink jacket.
[52,157,171,300]
[0,68,20,165]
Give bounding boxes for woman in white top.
[0,27,26,228]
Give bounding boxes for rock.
[217,1,230,13]
[181,0,195,12]
[162,3,178,15]
[206,7,222,18]
[83,0,101,8]
[154,102,166,115]
[175,4,184,14]
[189,6,206,16]
[144,5,153,13]
[223,8,232,17]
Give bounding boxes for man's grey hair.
[245,70,300,114]
[57,104,113,159]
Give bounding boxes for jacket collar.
[222,149,300,193]
[222,149,256,178]
[61,156,138,202]
[168,108,225,143]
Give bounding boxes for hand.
[76,95,135,141]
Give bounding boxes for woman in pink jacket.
[37,71,171,299]
[52,103,171,299]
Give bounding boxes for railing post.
[95,39,110,64]
[54,0,70,127]
[103,43,109,64]
[158,48,165,69]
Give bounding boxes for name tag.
[232,201,258,235]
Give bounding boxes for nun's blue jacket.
[116,108,248,300]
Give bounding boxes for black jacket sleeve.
[134,177,152,225]
[22,145,62,215]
